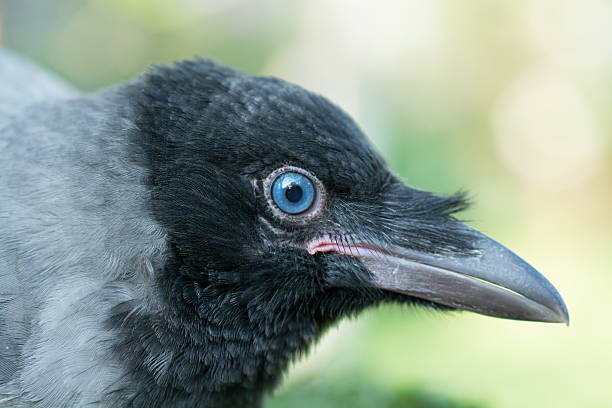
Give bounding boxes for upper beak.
[311,224,569,324]
[362,225,569,324]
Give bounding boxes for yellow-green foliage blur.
[2,1,609,407]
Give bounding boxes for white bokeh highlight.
[492,66,603,191]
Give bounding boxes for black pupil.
[285,184,303,203]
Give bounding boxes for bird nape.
[0,52,568,408]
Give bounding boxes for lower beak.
[361,226,569,324]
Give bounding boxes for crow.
[0,50,568,408]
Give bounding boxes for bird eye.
[271,172,315,214]
[264,166,326,220]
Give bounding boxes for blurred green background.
[1,1,609,407]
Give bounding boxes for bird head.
[121,59,568,401]
[130,59,568,329]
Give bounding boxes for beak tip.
[542,292,569,325]
[558,304,570,327]
[530,285,569,326]
[546,284,569,326]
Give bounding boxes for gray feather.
[0,48,76,120]
[0,49,168,406]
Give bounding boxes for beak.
[310,225,569,324]
[366,226,569,324]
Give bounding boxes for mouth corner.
[305,235,378,257]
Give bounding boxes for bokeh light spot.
[492,67,603,191]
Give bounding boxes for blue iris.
[271,171,315,214]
